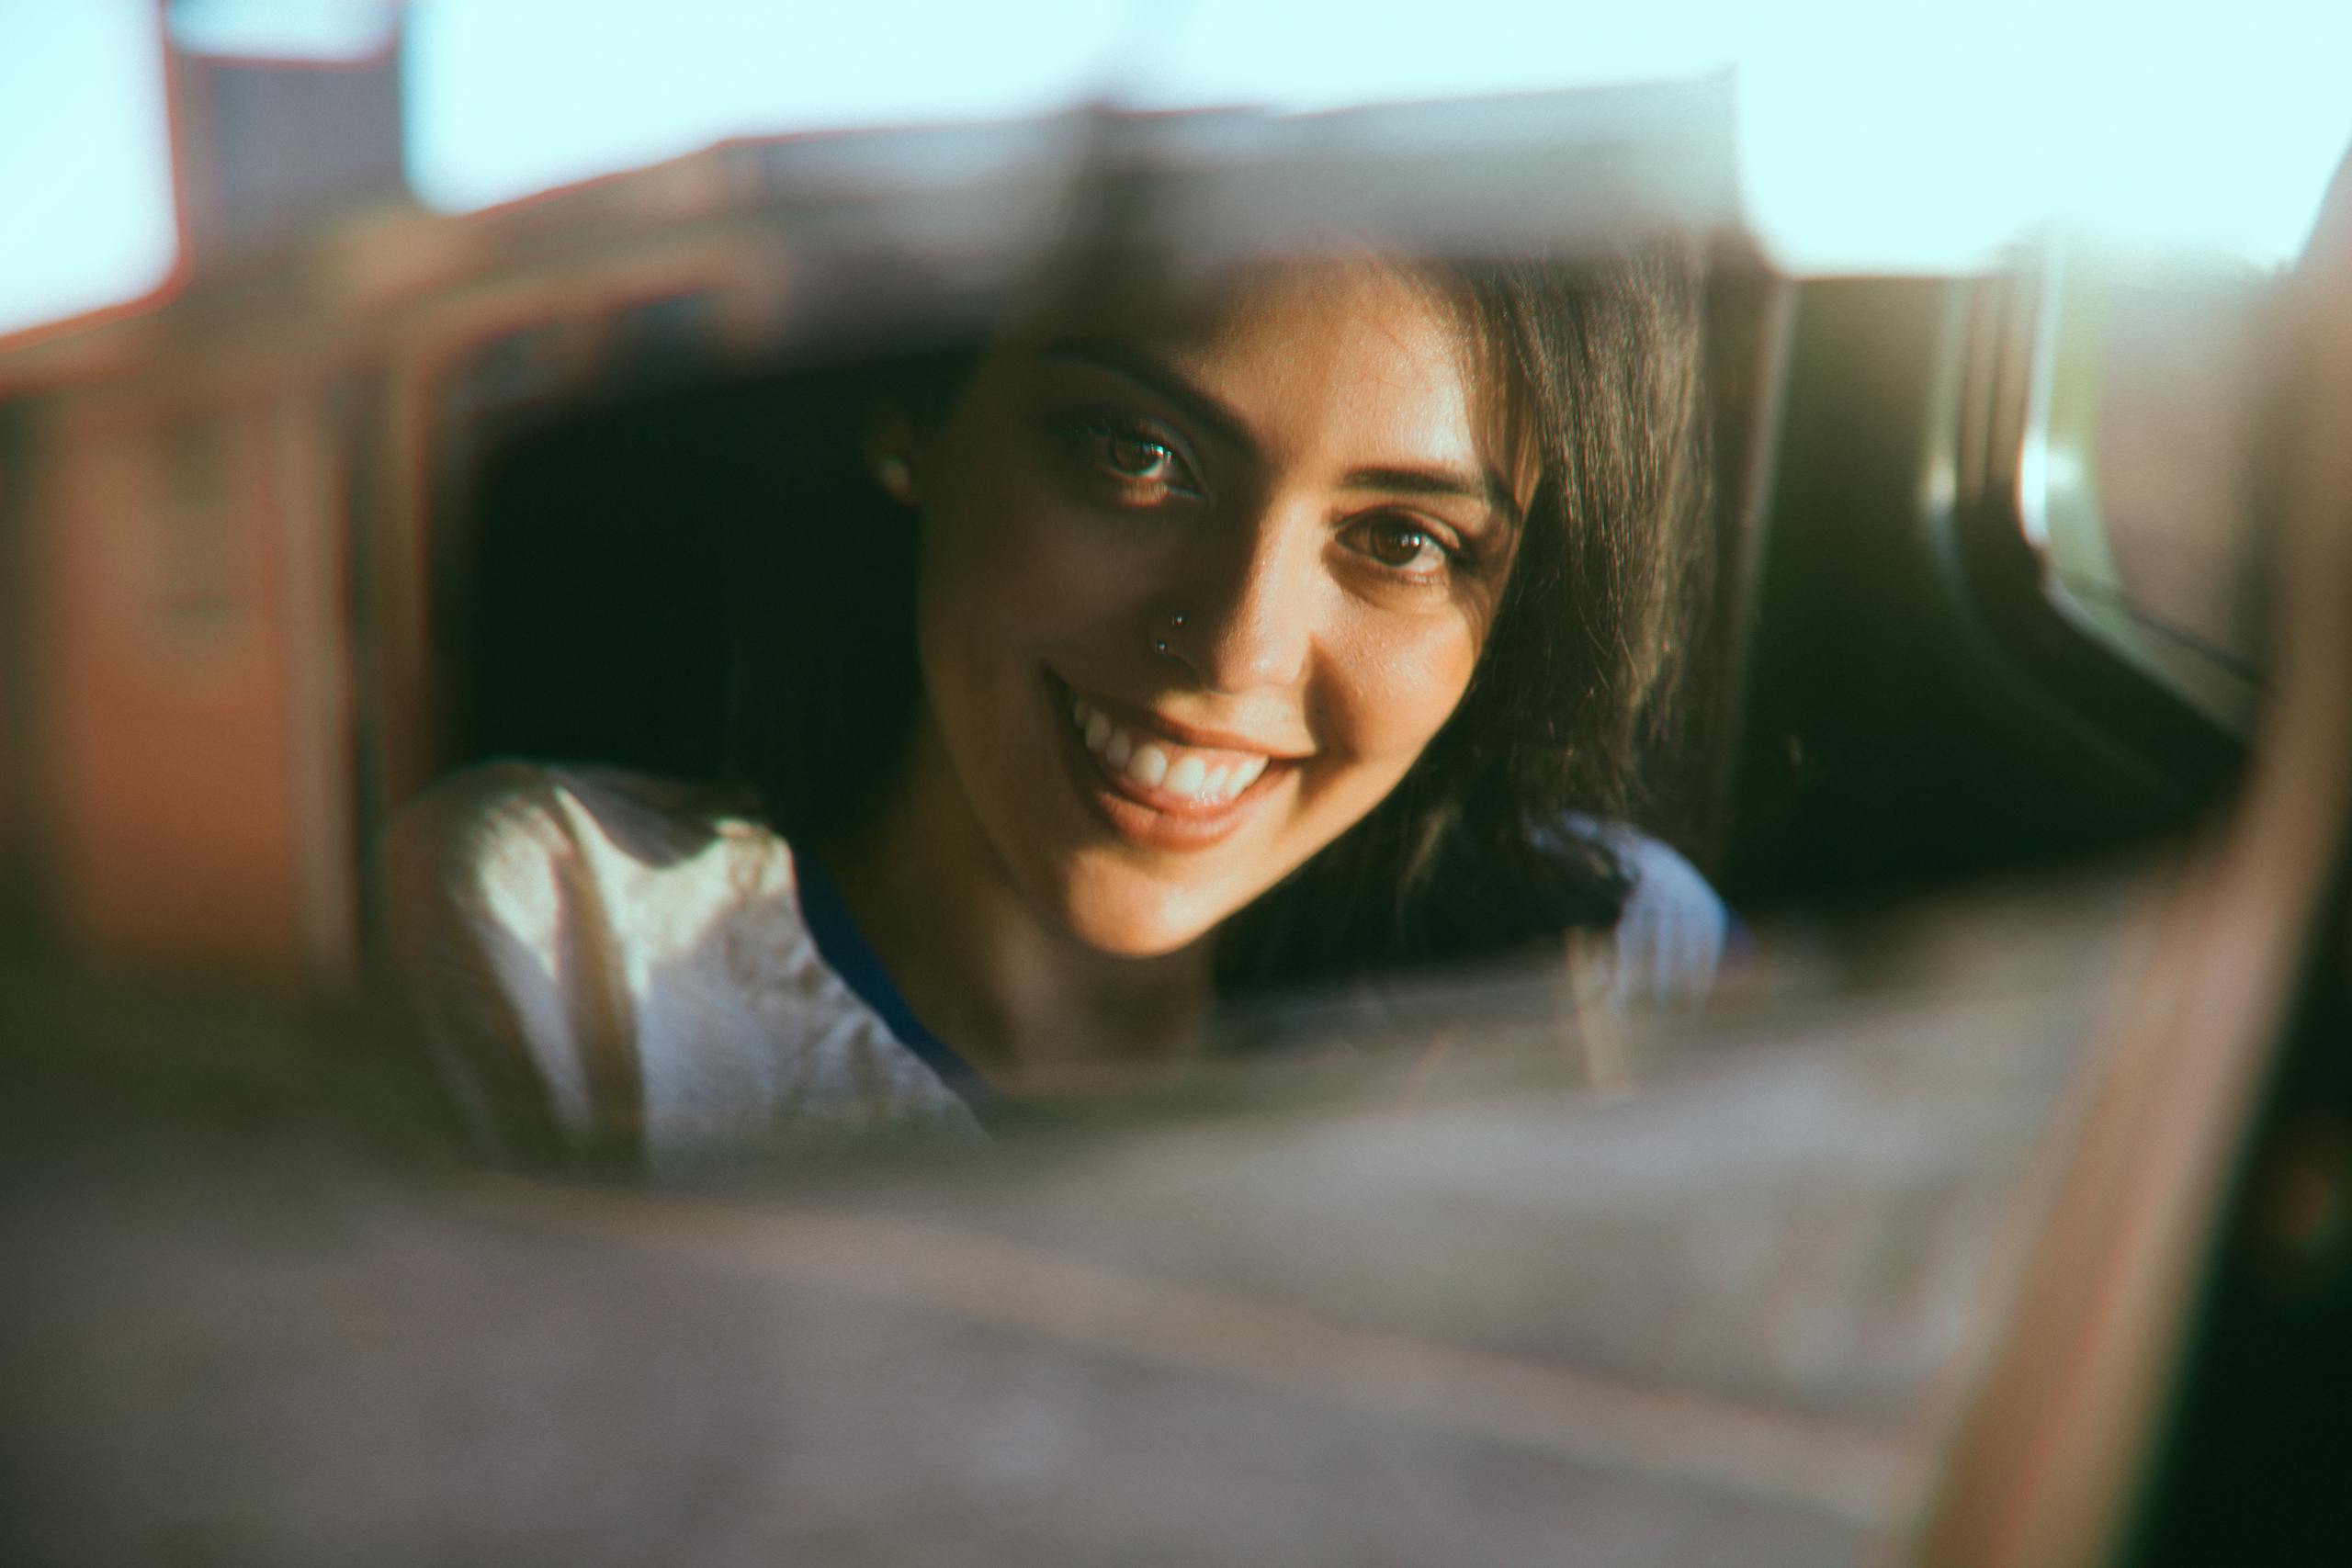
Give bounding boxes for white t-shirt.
[386,763,1725,1168]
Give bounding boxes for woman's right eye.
[1103,430,1175,480]
[1057,415,1204,502]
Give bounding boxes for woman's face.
[893,257,1529,957]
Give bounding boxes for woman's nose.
[1173,507,1320,694]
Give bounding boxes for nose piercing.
[1154,611,1189,662]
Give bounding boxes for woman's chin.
[1052,870,1232,960]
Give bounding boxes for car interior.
[2,45,2346,1568]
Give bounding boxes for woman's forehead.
[1014,248,1456,350]
[1001,250,1532,495]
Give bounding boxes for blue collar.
[791,852,1007,1122]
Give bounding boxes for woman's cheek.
[1324,609,1484,767]
[944,462,1123,612]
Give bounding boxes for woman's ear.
[862,405,920,505]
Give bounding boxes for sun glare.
[5,0,2352,341]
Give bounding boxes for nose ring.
[1154,610,1190,663]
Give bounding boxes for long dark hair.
[730,240,1712,996]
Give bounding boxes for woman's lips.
[1046,677,1294,848]
[1071,695,1271,805]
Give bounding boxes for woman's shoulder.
[1571,815,1731,1010]
[388,760,818,1002]
[383,763,979,1165]
[388,761,771,885]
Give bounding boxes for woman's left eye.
[1349,516,1457,579]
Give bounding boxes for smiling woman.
[386,238,1722,1166]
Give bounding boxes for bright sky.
[5,0,2351,339]
[0,0,179,339]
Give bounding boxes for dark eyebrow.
[1035,335,1261,463]
[1039,333,1521,524]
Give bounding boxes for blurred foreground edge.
[1914,154,2352,1568]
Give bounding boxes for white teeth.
[1066,691,1277,802]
